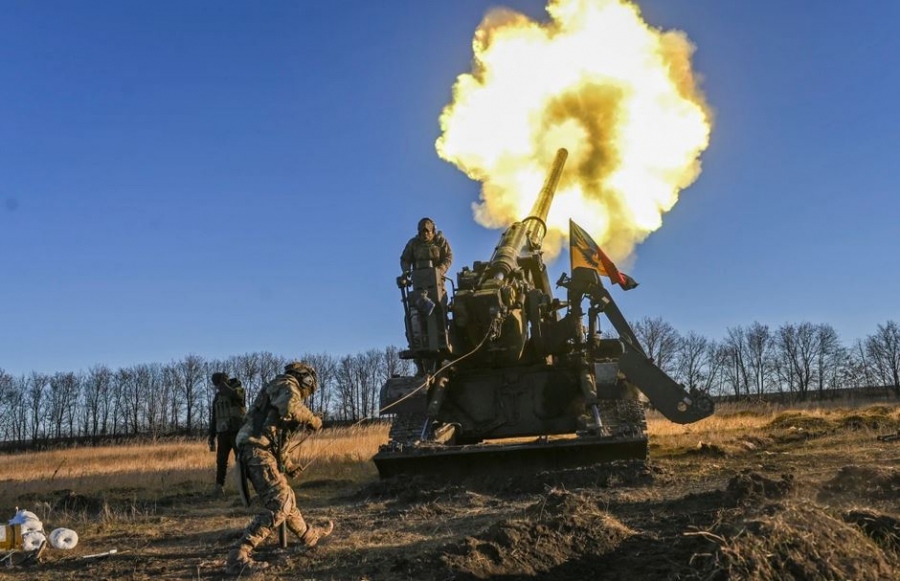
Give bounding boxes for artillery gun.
[375,148,713,479]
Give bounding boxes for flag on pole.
[569,219,639,290]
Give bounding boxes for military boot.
[214,483,225,496]
[225,546,269,575]
[300,520,334,548]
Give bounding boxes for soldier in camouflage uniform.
[208,373,246,496]
[226,362,333,575]
[400,217,454,375]
[400,217,453,276]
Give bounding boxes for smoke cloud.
[436,0,713,262]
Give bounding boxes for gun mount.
[376,148,713,480]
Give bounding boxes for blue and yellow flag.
[569,219,639,290]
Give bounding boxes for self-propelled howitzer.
[450,147,567,369]
[376,148,713,480]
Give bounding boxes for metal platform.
[373,434,648,479]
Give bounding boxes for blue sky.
[1,1,898,376]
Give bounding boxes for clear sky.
[2,1,898,377]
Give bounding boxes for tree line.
[631,318,899,401]
[0,319,897,444]
[0,347,410,445]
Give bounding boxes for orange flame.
[436,0,713,262]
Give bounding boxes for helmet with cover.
[284,361,318,395]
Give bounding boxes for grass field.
[1,400,899,579]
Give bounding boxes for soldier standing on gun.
[208,372,246,496]
[400,217,453,277]
[226,361,333,575]
[399,217,453,375]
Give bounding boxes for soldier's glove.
[286,462,304,479]
[396,274,410,288]
[208,437,216,452]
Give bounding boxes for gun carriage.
[376,148,713,478]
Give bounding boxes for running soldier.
[226,362,333,574]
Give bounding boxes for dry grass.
[295,423,389,467]
[0,425,390,508]
[4,403,897,506]
[1,400,899,580]
[648,400,900,449]
[698,502,898,581]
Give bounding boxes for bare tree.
[703,340,731,397]
[162,364,181,431]
[48,372,80,438]
[334,355,361,421]
[381,345,411,381]
[674,331,709,391]
[8,375,29,442]
[723,326,749,398]
[301,352,338,417]
[83,365,112,437]
[774,322,817,400]
[865,320,900,397]
[843,338,875,392]
[633,317,681,375]
[142,363,168,436]
[117,367,143,435]
[814,324,844,397]
[358,350,384,418]
[176,355,206,431]
[258,352,287,395]
[745,322,774,397]
[27,372,49,441]
[231,352,262,403]
[0,369,15,441]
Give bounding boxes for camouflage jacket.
[400,232,453,274]
[236,373,319,451]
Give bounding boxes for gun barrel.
[525,148,568,240]
[486,148,569,279]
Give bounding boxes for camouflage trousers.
[234,445,309,551]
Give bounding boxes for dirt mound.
[701,502,898,580]
[726,471,794,503]
[439,489,634,579]
[843,509,900,552]
[862,403,898,416]
[838,412,900,431]
[767,411,834,431]
[818,465,900,502]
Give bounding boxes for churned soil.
[7,406,900,581]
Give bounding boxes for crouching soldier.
[226,361,334,575]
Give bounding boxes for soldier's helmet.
[211,372,229,386]
[284,361,318,394]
